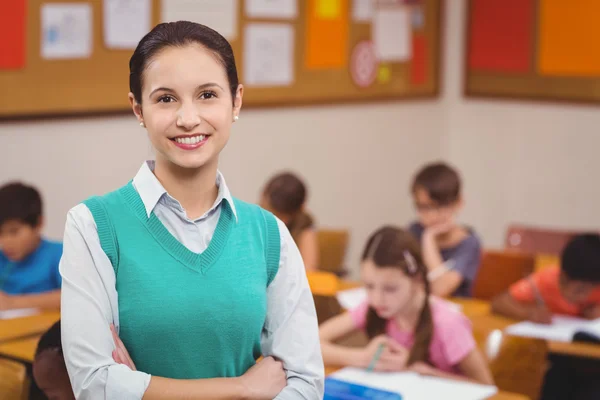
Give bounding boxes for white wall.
[443,0,600,248]
[0,101,444,274]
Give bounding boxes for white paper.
[372,7,411,62]
[506,315,600,342]
[103,0,151,49]
[336,287,367,310]
[41,3,93,60]
[352,0,374,22]
[162,0,238,40]
[330,367,498,400]
[0,308,40,320]
[246,0,297,19]
[243,23,294,87]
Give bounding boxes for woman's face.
[130,43,242,170]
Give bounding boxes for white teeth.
[175,135,206,145]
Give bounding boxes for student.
[260,172,319,271]
[0,182,62,311]
[319,226,493,384]
[59,21,323,399]
[408,162,482,298]
[492,234,600,324]
[32,321,75,400]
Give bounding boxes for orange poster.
[305,0,349,69]
[0,0,27,69]
[539,0,600,76]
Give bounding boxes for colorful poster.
[0,0,27,69]
[305,0,348,69]
[350,40,377,88]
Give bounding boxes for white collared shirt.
[60,161,324,400]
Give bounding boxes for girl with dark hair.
[60,21,323,399]
[319,226,492,384]
[260,172,319,271]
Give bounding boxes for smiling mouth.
[170,134,206,145]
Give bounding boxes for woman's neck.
[393,288,427,331]
[154,158,219,220]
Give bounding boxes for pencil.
[367,343,385,372]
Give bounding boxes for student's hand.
[362,335,409,371]
[408,361,437,376]
[238,356,286,400]
[424,222,454,238]
[110,324,137,371]
[582,304,600,320]
[528,307,553,324]
[0,292,16,311]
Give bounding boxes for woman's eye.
[158,95,175,103]
[200,91,216,100]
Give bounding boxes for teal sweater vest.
[83,183,280,379]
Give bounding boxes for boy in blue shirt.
[0,182,62,311]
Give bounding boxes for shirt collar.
[132,161,238,222]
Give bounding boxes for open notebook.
[327,367,498,400]
[506,315,600,342]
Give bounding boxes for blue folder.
[324,377,403,400]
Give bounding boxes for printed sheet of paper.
[506,315,600,342]
[372,6,411,61]
[41,3,93,60]
[243,23,294,87]
[245,0,297,19]
[0,308,39,320]
[352,0,374,22]
[162,0,238,40]
[103,0,151,49]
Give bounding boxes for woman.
[60,21,323,399]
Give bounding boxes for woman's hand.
[110,324,137,371]
[238,356,287,400]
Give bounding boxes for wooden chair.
[0,359,29,400]
[472,250,535,300]
[484,331,549,400]
[307,271,343,325]
[505,224,581,256]
[317,229,349,276]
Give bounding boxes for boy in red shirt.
[492,234,600,323]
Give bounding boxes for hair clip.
[403,250,418,275]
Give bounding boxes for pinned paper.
[103,0,151,49]
[411,35,427,84]
[41,3,93,60]
[411,5,425,28]
[246,0,297,19]
[0,0,26,69]
[244,23,294,87]
[162,0,238,40]
[352,0,373,21]
[306,0,348,69]
[372,7,411,62]
[317,0,342,19]
[377,64,391,83]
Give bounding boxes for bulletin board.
[465,0,600,104]
[0,0,441,120]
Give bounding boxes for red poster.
[0,0,27,69]
[411,35,427,85]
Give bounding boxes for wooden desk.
[0,336,39,364]
[0,312,60,343]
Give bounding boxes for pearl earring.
[140,121,145,127]
[234,115,239,122]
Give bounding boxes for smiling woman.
[59,21,323,400]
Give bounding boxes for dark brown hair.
[361,226,433,365]
[412,162,461,205]
[0,182,42,228]
[263,172,313,241]
[129,21,239,105]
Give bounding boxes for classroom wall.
[0,102,444,274]
[443,0,600,248]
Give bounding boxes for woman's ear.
[128,93,144,125]
[233,84,244,121]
